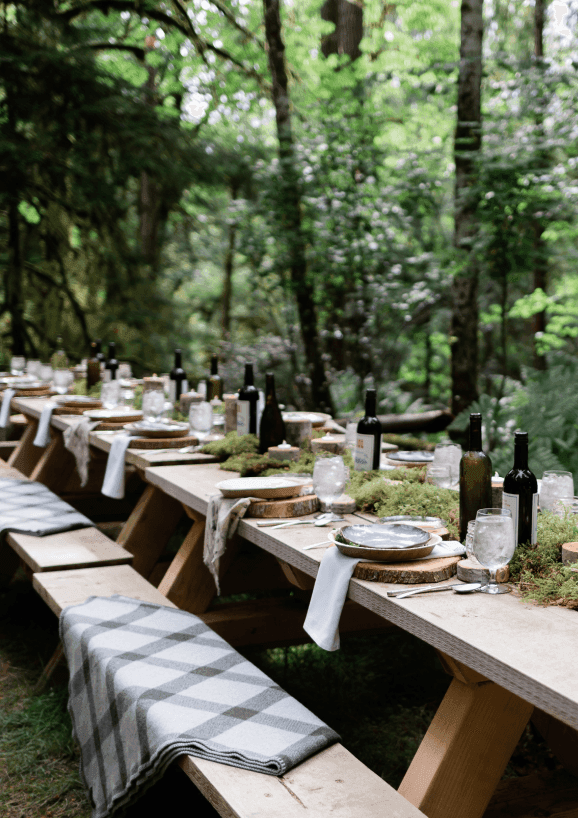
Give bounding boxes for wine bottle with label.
[459,413,492,540]
[502,431,538,545]
[104,341,118,382]
[259,373,285,454]
[86,341,101,389]
[237,363,259,435]
[169,349,188,403]
[354,389,382,471]
[206,353,223,401]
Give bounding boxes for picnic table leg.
[398,654,534,818]
[8,419,43,476]
[30,431,76,493]
[157,506,215,614]
[117,485,184,580]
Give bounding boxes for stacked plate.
[55,395,102,409]
[216,475,312,499]
[83,408,143,423]
[334,523,437,562]
[282,411,331,428]
[123,420,189,438]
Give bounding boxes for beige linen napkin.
[63,417,99,487]
[203,495,256,594]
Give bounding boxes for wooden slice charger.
[127,434,199,449]
[248,494,320,518]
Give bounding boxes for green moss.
[201,432,259,459]
[383,434,435,452]
[509,511,578,607]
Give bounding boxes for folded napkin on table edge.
[101,433,134,499]
[33,402,57,447]
[0,389,16,429]
[204,494,258,594]
[304,541,466,652]
[63,417,100,487]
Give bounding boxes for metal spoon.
[257,516,344,530]
[390,582,482,600]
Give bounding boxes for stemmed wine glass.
[312,455,347,522]
[473,508,515,594]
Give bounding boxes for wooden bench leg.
[117,485,184,579]
[398,655,534,818]
[8,419,43,476]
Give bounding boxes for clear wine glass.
[101,380,121,410]
[189,401,213,440]
[473,508,515,595]
[312,455,347,522]
[433,441,462,488]
[142,388,165,421]
[53,369,73,395]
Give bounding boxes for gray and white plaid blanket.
[61,595,339,818]
[0,478,92,539]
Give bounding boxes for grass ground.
[0,574,562,818]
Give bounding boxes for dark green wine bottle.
[259,373,285,454]
[503,431,538,545]
[354,389,382,471]
[459,413,492,540]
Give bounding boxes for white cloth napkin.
[63,417,99,487]
[304,540,466,652]
[33,402,56,447]
[101,434,134,499]
[0,389,16,428]
[204,494,256,594]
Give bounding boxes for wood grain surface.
[353,555,460,584]
[247,494,320,518]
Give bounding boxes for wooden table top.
[144,461,578,731]
[12,396,218,470]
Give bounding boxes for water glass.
[26,360,41,377]
[39,364,53,384]
[540,471,574,512]
[464,520,479,562]
[345,421,357,451]
[312,455,347,521]
[473,508,515,594]
[433,441,462,488]
[189,401,213,440]
[551,496,578,518]
[10,356,25,376]
[142,388,165,421]
[117,363,132,379]
[53,369,73,395]
[426,464,452,489]
[101,379,121,410]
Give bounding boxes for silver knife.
[388,583,468,599]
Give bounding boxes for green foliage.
[200,432,260,459]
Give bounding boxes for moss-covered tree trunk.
[450,0,484,416]
[262,0,334,413]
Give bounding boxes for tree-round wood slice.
[562,542,578,565]
[127,434,199,449]
[248,494,320,518]
[353,555,461,584]
[456,558,509,584]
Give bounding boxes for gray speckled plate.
[387,450,434,463]
[379,515,446,531]
[340,523,430,550]
[334,531,440,562]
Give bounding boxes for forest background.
[3,0,578,476]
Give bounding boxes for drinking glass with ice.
[540,471,574,512]
[473,508,515,595]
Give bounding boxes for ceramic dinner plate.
[379,515,446,532]
[387,450,434,463]
[217,475,312,499]
[282,411,331,427]
[339,523,431,550]
[83,408,143,423]
[123,420,189,438]
[334,531,440,562]
[55,395,102,407]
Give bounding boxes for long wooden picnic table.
[140,461,578,818]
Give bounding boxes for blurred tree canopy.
[2,0,578,417]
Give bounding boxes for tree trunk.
[450,0,484,416]
[262,0,335,413]
[5,75,26,356]
[222,184,238,341]
[321,0,363,61]
[532,0,547,371]
[139,41,161,272]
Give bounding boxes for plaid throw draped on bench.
[0,478,92,539]
[60,595,340,818]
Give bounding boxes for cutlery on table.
[302,540,333,550]
[388,582,482,599]
[256,514,343,529]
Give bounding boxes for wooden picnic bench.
[34,565,427,818]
